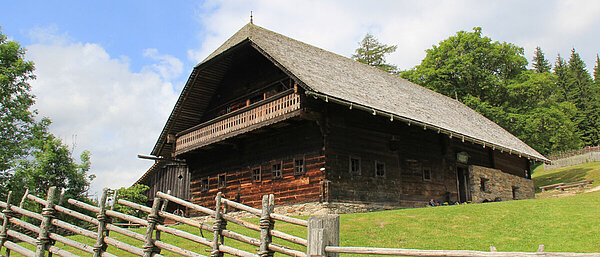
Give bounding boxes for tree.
[567,48,600,146]
[0,28,37,181]
[401,27,581,155]
[553,54,569,102]
[114,184,150,218]
[9,119,94,201]
[532,46,551,73]
[594,55,600,85]
[352,33,398,73]
[401,27,527,104]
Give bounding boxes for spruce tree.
[567,48,599,146]
[594,55,600,86]
[554,54,569,102]
[352,34,398,73]
[532,46,551,73]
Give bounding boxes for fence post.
[143,197,162,257]
[212,192,225,257]
[155,190,170,243]
[259,194,274,257]
[35,186,58,257]
[0,191,14,255]
[307,214,339,257]
[93,188,111,257]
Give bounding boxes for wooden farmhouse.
[135,23,549,213]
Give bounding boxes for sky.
[2,0,600,197]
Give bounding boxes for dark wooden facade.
[137,24,538,211]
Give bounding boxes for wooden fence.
[544,146,600,171]
[0,187,598,257]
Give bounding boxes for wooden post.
[307,214,339,257]
[0,191,14,255]
[155,190,170,242]
[93,188,110,257]
[211,192,225,257]
[35,186,58,257]
[143,197,162,257]
[258,194,274,257]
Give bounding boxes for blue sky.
[2,0,600,197]
[3,1,202,77]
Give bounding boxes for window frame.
[218,173,227,188]
[375,160,386,177]
[200,177,209,192]
[349,156,361,175]
[272,161,283,179]
[422,167,432,181]
[294,156,306,175]
[251,167,262,182]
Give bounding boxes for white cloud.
[190,0,600,71]
[26,29,179,196]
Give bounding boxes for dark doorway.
[456,166,470,202]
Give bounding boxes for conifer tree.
[532,46,551,73]
[567,49,600,146]
[594,55,600,86]
[554,54,569,102]
[352,33,398,73]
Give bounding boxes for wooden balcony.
[175,91,302,156]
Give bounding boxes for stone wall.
[469,165,534,202]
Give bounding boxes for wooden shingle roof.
[151,23,548,163]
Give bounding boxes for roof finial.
[250,11,253,24]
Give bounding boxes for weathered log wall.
[186,120,325,210]
[319,103,533,206]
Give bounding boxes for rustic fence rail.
[0,187,598,257]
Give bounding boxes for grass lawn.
[3,163,600,256]
[4,191,599,256]
[532,161,600,192]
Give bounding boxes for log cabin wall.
[141,163,190,204]
[321,104,459,206]
[184,119,325,212]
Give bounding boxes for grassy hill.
[533,161,600,192]
[5,163,600,256]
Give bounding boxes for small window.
[218,173,226,188]
[200,177,209,192]
[294,158,305,175]
[480,178,489,192]
[272,162,282,179]
[423,167,432,181]
[375,161,385,177]
[252,167,261,182]
[512,186,519,200]
[349,157,361,175]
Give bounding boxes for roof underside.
[151,23,548,163]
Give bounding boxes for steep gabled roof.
[151,23,548,163]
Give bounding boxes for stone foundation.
[469,165,534,202]
[192,201,398,222]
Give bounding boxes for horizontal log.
[156,192,307,246]
[222,198,308,227]
[7,229,78,257]
[3,240,35,257]
[325,246,600,257]
[1,212,100,256]
[8,198,146,257]
[118,198,305,257]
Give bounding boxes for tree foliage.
[352,33,398,73]
[0,28,95,201]
[533,46,552,73]
[401,27,583,155]
[0,27,37,177]
[401,27,527,104]
[114,184,150,218]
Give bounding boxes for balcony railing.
[175,92,301,155]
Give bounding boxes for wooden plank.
[324,246,600,257]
